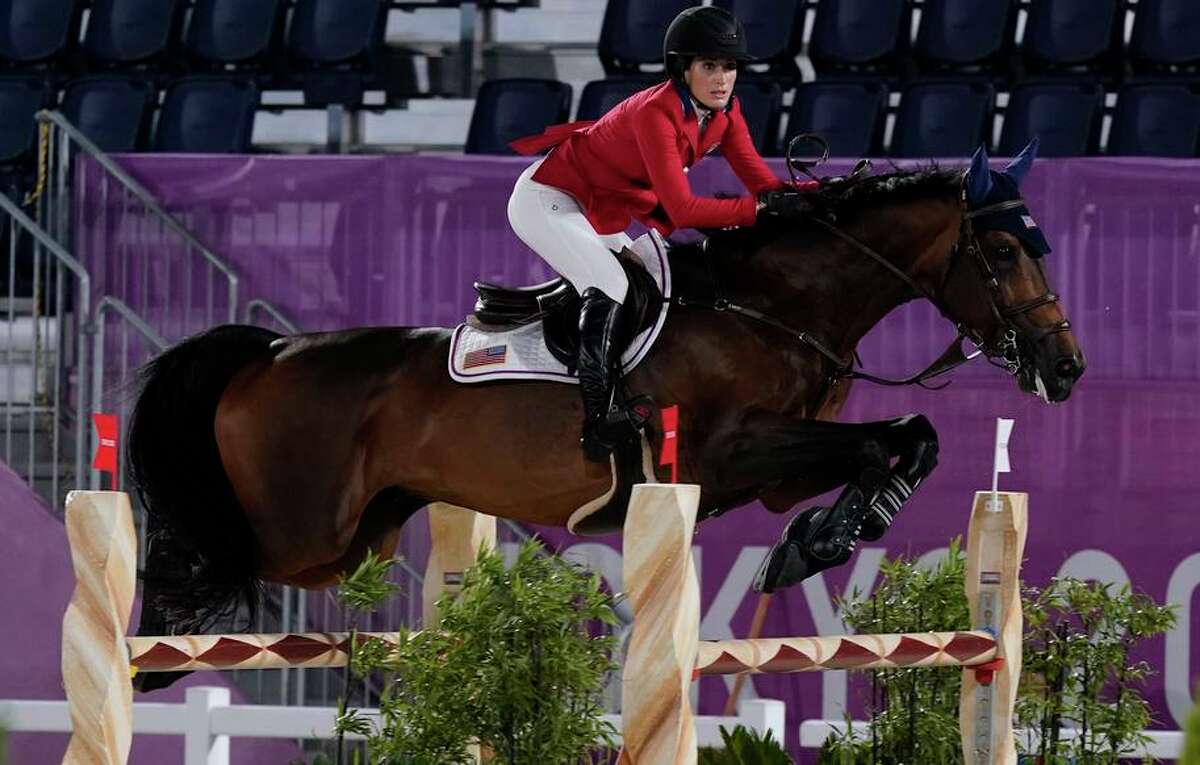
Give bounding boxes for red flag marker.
[92,413,119,489]
[660,405,679,484]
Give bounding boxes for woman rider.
[508,6,807,462]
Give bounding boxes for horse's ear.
[1005,136,1040,186]
[966,144,993,206]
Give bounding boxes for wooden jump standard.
[617,484,1027,765]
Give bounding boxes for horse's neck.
[740,199,959,357]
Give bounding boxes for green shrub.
[1019,578,1175,765]
[699,725,792,764]
[338,541,620,764]
[815,539,1176,765]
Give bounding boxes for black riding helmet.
[663,6,751,79]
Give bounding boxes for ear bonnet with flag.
[965,137,1051,257]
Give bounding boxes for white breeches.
[507,158,633,305]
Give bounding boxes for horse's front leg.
[759,413,940,537]
[699,412,939,593]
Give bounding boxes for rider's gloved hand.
[757,189,813,218]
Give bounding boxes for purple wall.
[72,153,1200,758]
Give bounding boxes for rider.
[508,6,805,462]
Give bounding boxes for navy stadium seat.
[84,0,183,65]
[785,80,887,158]
[891,80,995,158]
[466,78,571,155]
[154,77,258,153]
[913,0,1016,71]
[289,0,385,63]
[1022,0,1121,74]
[0,76,49,163]
[998,81,1102,157]
[1129,0,1200,71]
[713,0,805,83]
[598,0,696,76]
[62,76,155,152]
[809,0,908,76]
[1108,83,1200,157]
[576,76,656,121]
[288,0,387,106]
[185,0,283,66]
[0,0,78,66]
[731,79,781,155]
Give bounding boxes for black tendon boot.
[577,287,638,462]
[859,415,940,541]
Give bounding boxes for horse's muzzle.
[1031,349,1086,403]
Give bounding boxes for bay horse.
[127,144,1084,680]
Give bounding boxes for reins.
[675,155,1070,391]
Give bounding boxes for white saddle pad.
[449,231,672,384]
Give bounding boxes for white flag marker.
[990,417,1014,511]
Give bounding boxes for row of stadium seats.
[3,73,1197,171]
[468,76,1200,158]
[601,0,1200,84]
[0,0,392,106]
[5,1,1196,98]
[0,76,257,166]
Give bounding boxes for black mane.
[670,165,964,263]
[807,165,962,219]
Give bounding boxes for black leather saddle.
[471,250,664,369]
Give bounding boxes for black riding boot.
[577,287,637,462]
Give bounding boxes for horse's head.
[932,139,1086,402]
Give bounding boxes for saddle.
[470,249,664,369]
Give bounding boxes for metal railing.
[88,296,166,494]
[38,110,239,334]
[0,190,90,510]
[5,112,305,506]
[1,114,336,712]
[243,299,301,334]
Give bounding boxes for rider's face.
[684,57,738,111]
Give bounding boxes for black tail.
[127,324,280,650]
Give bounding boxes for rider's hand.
[758,189,812,218]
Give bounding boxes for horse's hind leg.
[280,488,425,590]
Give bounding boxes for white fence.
[0,687,785,765]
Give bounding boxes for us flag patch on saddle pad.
[463,344,508,368]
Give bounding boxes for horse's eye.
[994,245,1017,261]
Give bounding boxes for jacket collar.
[665,79,732,163]
[672,78,734,117]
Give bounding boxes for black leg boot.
[860,414,940,541]
[577,287,626,462]
[752,464,889,593]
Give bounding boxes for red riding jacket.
[512,79,783,236]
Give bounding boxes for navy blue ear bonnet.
[964,139,1051,257]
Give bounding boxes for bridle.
[678,148,1071,390]
[941,190,1071,378]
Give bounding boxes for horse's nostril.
[1055,358,1080,379]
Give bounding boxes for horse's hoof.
[752,538,813,593]
[752,506,830,592]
